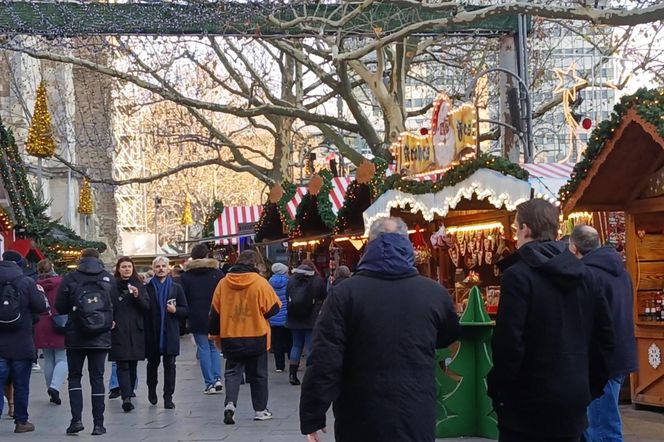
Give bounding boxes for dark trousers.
[270,326,292,371]
[67,349,107,426]
[146,354,176,399]
[500,428,580,442]
[224,351,268,411]
[0,358,32,423]
[116,360,138,400]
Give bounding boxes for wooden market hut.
[561,89,664,407]
[362,156,534,308]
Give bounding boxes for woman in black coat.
[109,257,149,412]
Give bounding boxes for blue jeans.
[289,329,312,364]
[41,348,68,392]
[109,361,138,391]
[0,357,32,423]
[584,375,625,442]
[193,333,222,388]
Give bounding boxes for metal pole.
[466,67,533,161]
[518,14,533,163]
[154,196,159,255]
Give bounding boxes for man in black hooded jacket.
[56,248,116,436]
[299,217,460,442]
[569,225,637,442]
[487,200,614,442]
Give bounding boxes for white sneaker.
[224,402,235,425]
[204,385,216,395]
[254,409,273,421]
[214,379,223,393]
[32,363,40,371]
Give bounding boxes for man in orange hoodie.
[209,250,281,425]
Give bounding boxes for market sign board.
[450,103,477,157]
[393,93,478,176]
[393,133,436,176]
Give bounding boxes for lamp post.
[154,195,162,255]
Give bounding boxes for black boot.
[122,398,134,412]
[148,387,158,405]
[289,364,300,386]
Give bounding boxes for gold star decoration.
[553,62,588,131]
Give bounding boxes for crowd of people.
[0,202,637,442]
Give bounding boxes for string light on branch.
[77,178,93,215]
[25,81,56,158]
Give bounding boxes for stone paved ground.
[1,338,663,441]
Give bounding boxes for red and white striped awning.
[213,205,263,245]
[521,163,574,179]
[285,177,353,219]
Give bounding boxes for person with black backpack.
[55,248,116,436]
[0,251,48,433]
[286,259,326,386]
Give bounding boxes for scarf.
[151,276,173,353]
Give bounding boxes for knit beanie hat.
[271,262,289,275]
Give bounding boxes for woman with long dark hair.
[109,257,149,412]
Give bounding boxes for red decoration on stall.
[420,127,429,136]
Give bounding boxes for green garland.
[202,201,225,238]
[559,87,664,202]
[380,153,529,196]
[254,180,297,242]
[0,118,106,265]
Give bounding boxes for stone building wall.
[0,43,120,261]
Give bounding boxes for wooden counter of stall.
[560,92,664,407]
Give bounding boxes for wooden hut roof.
[561,106,664,216]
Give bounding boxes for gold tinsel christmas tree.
[78,178,93,215]
[181,193,193,226]
[25,81,56,158]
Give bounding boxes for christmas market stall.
[363,154,533,313]
[560,88,664,408]
[289,170,352,277]
[331,159,388,271]
[204,202,263,263]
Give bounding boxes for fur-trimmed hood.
[185,258,220,271]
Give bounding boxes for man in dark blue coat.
[570,225,637,442]
[299,217,460,442]
[180,243,224,394]
[487,200,615,442]
[143,256,188,410]
[0,254,48,433]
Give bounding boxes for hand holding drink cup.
[166,298,177,313]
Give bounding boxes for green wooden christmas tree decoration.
[436,286,498,439]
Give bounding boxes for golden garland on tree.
[181,193,193,226]
[77,178,93,215]
[25,81,56,158]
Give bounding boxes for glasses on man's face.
[511,223,519,233]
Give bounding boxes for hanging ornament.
[449,245,460,268]
[25,81,56,158]
[411,225,431,265]
[181,193,193,226]
[77,178,93,215]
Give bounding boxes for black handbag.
[51,314,68,334]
